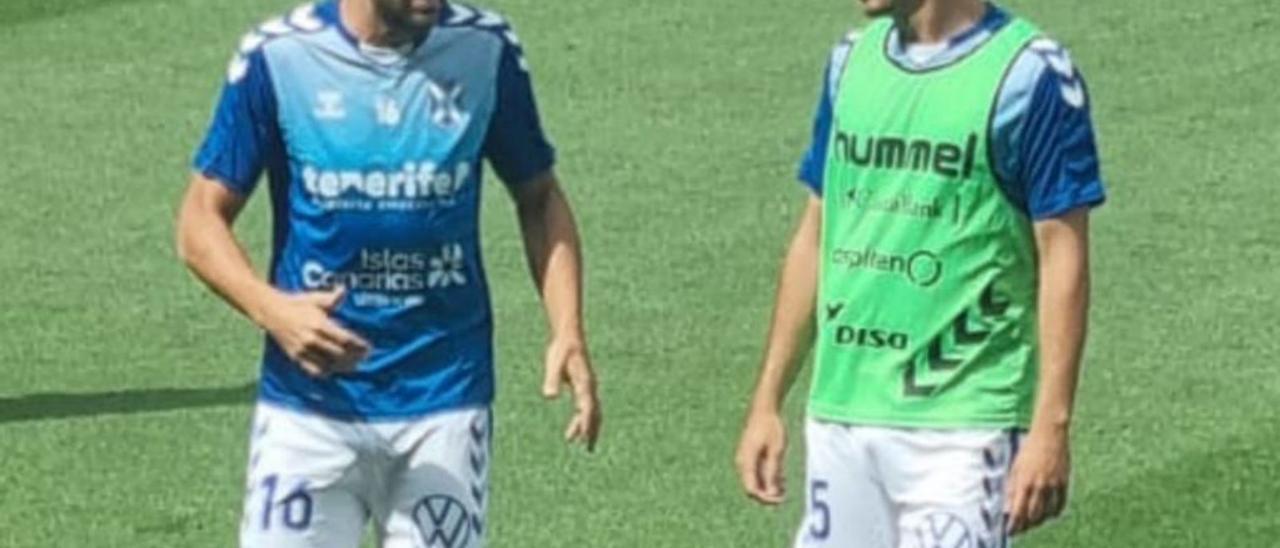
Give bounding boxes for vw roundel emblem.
[412,494,472,548]
[917,512,974,548]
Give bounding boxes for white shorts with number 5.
[239,403,490,548]
[795,419,1023,548]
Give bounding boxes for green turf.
[1,0,1277,546]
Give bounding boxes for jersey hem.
[192,165,254,196]
[257,393,495,423]
[807,404,1031,430]
[1030,186,1106,220]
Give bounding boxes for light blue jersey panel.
[194,1,554,419]
[798,3,1106,220]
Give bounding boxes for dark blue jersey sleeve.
[797,61,834,196]
[192,49,280,196]
[483,37,555,187]
[1017,43,1106,220]
[797,36,856,197]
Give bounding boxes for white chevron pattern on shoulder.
[474,10,506,28]
[287,3,324,32]
[443,4,525,70]
[226,4,326,85]
[502,30,521,47]
[227,56,250,84]
[1028,38,1085,109]
[238,32,267,54]
[1059,81,1085,109]
[827,32,858,100]
[1030,39,1076,78]
[448,4,478,24]
[258,16,293,36]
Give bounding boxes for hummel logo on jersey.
[427,80,467,129]
[832,131,979,180]
[314,90,346,120]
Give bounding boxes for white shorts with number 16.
[240,403,491,548]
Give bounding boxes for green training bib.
[811,17,1042,428]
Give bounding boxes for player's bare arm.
[175,174,369,377]
[509,169,602,451]
[736,195,821,505]
[1007,207,1092,535]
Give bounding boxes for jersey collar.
[886,3,1011,69]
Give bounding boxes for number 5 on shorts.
[809,480,830,540]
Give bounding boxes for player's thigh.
[240,404,369,548]
[880,428,1020,548]
[794,419,895,548]
[378,407,491,548]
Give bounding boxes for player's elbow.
[174,175,244,270]
[174,190,216,272]
[511,171,561,215]
[174,208,201,270]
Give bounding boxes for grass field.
[2,0,1278,546]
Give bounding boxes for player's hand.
[1006,428,1071,535]
[542,337,602,451]
[259,287,371,377]
[735,408,787,505]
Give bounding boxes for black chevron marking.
[980,283,1010,318]
[927,337,962,371]
[903,359,936,397]
[953,309,990,345]
[904,281,1012,397]
[981,507,996,529]
[825,302,845,321]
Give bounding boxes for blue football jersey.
[798,5,1106,220]
[193,1,555,419]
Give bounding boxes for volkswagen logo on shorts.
[916,512,973,548]
[413,494,472,548]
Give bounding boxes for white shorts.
[795,419,1022,548]
[239,403,490,548]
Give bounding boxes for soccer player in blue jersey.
[735,0,1105,546]
[175,1,600,546]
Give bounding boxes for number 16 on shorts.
[248,474,314,533]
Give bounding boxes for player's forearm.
[176,179,281,327]
[1030,213,1091,434]
[516,178,586,342]
[749,198,821,414]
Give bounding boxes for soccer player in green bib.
[735,0,1106,545]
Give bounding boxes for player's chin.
[859,0,894,17]
[402,11,439,29]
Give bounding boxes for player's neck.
[341,0,428,48]
[895,0,988,45]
